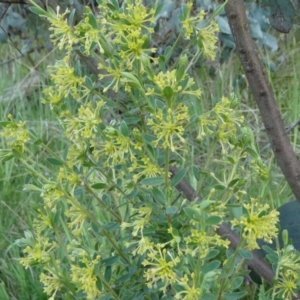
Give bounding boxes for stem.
[83,183,122,223]
[19,158,50,182]
[196,137,217,195]
[98,273,121,300]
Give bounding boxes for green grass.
[1,27,300,298]
[0,43,60,299]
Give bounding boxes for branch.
[224,0,300,201]
[169,166,275,284]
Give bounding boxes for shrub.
[1,0,300,299]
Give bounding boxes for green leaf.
[88,12,98,29]
[183,207,202,221]
[170,168,187,187]
[238,248,253,260]
[120,121,129,137]
[91,183,107,190]
[199,200,213,211]
[0,149,14,163]
[47,157,63,166]
[104,222,120,231]
[176,54,188,82]
[29,6,48,17]
[163,86,173,99]
[104,265,112,282]
[68,9,76,27]
[231,276,244,290]
[192,166,201,181]
[152,188,166,205]
[116,272,134,284]
[121,72,143,90]
[228,178,240,187]
[205,249,220,260]
[214,184,226,190]
[201,260,221,274]
[140,177,164,186]
[263,0,295,33]
[227,204,243,220]
[223,291,248,300]
[100,256,119,266]
[33,138,43,146]
[23,184,42,192]
[166,206,178,215]
[12,148,22,159]
[205,215,222,226]
[0,121,15,127]
[154,2,164,17]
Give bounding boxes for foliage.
[2,0,299,69]
[1,0,300,299]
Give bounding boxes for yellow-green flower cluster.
[271,245,300,299]
[69,251,102,300]
[74,7,106,56]
[42,59,88,105]
[185,229,230,258]
[60,101,105,142]
[129,155,163,183]
[121,205,152,237]
[47,7,79,52]
[275,270,299,300]
[0,114,29,153]
[146,69,202,100]
[40,181,65,212]
[142,243,180,292]
[231,198,279,250]
[180,1,219,59]
[197,96,244,154]
[40,268,63,300]
[148,104,190,152]
[250,158,270,182]
[94,0,156,83]
[199,19,219,60]
[174,273,202,300]
[91,126,134,165]
[19,236,57,268]
[65,204,88,237]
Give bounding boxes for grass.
[0,25,300,298]
[0,42,60,299]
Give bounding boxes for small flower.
[275,270,299,300]
[65,204,87,237]
[19,236,57,268]
[129,156,163,183]
[174,273,202,300]
[125,236,155,255]
[231,198,279,250]
[198,19,219,60]
[148,104,189,152]
[40,269,63,300]
[0,114,29,152]
[70,254,101,300]
[47,7,79,51]
[142,244,180,292]
[185,229,230,258]
[46,59,87,102]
